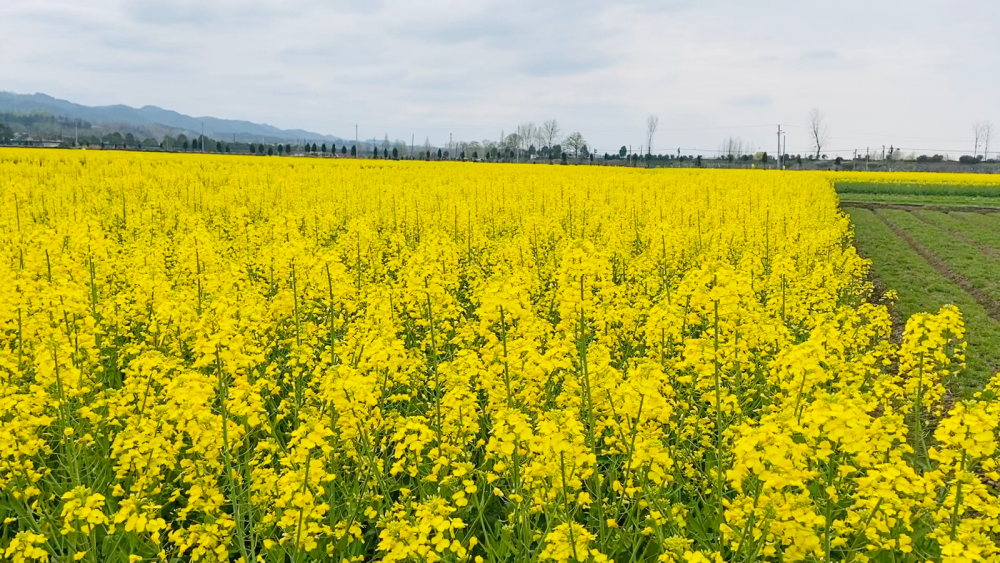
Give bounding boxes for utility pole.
[882,145,886,161]
[776,125,782,170]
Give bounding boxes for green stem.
[559,452,580,562]
[713,299,724,517]
[950,450,967,541]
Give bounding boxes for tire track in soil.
[872,208,1000,324]
[908,211,1000,261]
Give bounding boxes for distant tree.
[563,132,587,158]
[807,108,830,159]
[267,146,274,156]
[321,143,327,153]
[645,114,659,158]
[561,152,568,164]
[619,146,627,158]
[182,140,189,150]
[350,145,356,156]
[225,144,230,153]
[590,152,594,164]
[278,144,284,155]
[437,148,443,159]
[604,153,610,160]
[310,143,316,152]
[984,122,994,160]
[460,151,465,160]
[285,144,291,155]
[392,147,399,159]
[216,141,223,152]
[373,146,379,158]
[383,148,388,159]
[472,151,478,159]
[516,123,536,159]
[249,144,256,154]
[541,120,561,155]
[973,120,993,159]
[760,152,768,164]
[695,155,702,167]
[973,121,984,158]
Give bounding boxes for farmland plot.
[0,150,998,562]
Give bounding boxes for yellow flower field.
[1,149,998,562]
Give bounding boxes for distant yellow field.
[830,170,1000,185]
[0,149,997,562]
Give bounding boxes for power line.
[783,123,971,144]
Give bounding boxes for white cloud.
[0,0,997,155]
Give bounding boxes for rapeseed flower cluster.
[0,149,997,562]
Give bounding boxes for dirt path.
[841,201,1000,214]
[872,209,1000,323]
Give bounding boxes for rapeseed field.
[1,149,997,562]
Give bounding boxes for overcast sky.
[2,0,997,157]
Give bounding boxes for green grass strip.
[882,210,1000,305]
[837,182,1000,197]
[913,211,1000,254]
[847,207,1000,394]
[839,193,1000,207]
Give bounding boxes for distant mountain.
[0,91,346,144]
